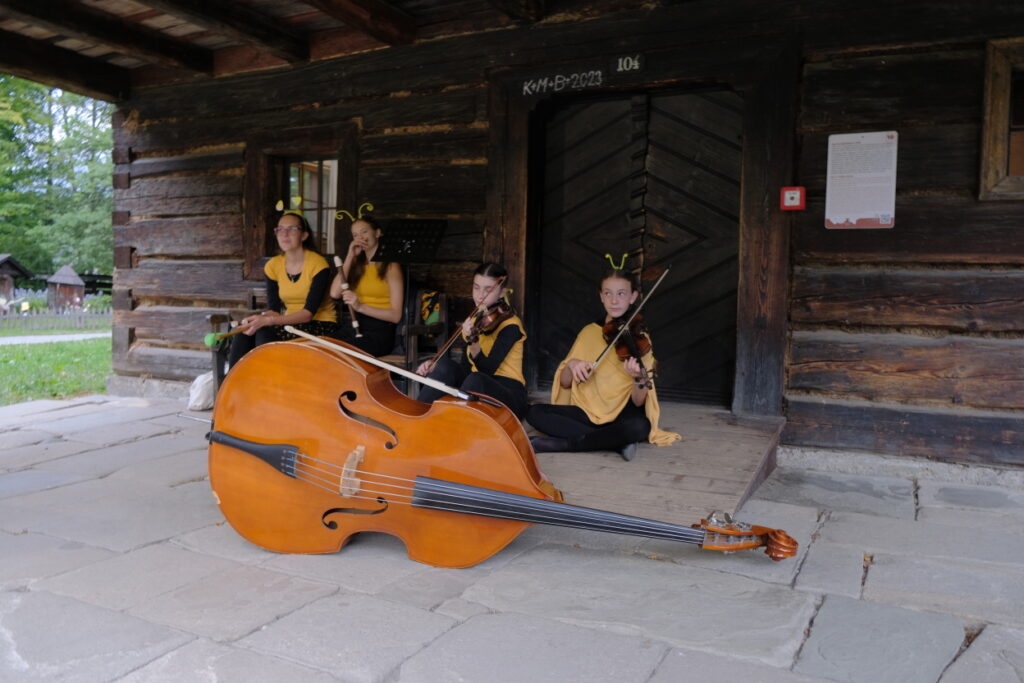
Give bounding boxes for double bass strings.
[284,451,706,544]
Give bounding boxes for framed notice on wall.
[824,131,898,229]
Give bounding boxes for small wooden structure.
[46,265,85,310]
[4,1,1024,477]
[0,253,32,301]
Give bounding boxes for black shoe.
[619,442,638,461]
[530,436,570,453]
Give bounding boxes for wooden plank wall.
[786,45,1024,467]
[109,0,1024,467]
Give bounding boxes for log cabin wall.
[787,43,1024,467]
[106,0,1024,466]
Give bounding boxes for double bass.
[207,332,797,568]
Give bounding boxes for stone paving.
[2,394,1024,682]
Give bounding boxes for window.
[285,159,340,253]
[980,38,1024,199]
[243,123,357,278]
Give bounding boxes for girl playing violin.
[414,262,529,419]
[330,216,404,356]
[526,267,680,460]
[227,210,337,368]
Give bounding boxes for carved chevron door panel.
[534,89,741,404]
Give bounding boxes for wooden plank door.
[531,89,741,405]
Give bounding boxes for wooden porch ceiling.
[0,0,544,101]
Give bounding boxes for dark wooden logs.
[784,398,1024,467]
[790,331,1024,410]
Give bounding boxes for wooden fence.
[0,308,112,332]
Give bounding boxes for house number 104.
[616,55,641,72]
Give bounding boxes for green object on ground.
[0,338,111,406]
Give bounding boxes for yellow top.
[550,323,680,446]
[353,262,392,310]
[264,251,337,323]
[468,315,526,385]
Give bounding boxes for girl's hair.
[474,261,508,282]
[599,267,640,293]
[347,216,389,286]
[276,211,321,255]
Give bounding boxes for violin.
[465,299,514,344]
[207,334,798,567]
[601,313,655,388]
[426,275,507,369]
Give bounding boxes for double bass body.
[209,339,560,569]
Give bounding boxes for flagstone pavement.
[1,394,1023,682]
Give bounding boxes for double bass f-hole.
[321,498,389,529]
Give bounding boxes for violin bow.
[284,326,474,400]
[333,255,363,338]
[593,266,671,368]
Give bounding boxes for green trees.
[0,75,113,278]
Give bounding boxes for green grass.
[0,337,111,406]
[0,327,111,337]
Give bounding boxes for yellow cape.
[550,323,681,446]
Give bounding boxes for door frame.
[485,35,800,417]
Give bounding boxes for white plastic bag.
[188,371,215,411]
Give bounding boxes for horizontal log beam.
[792,267,1024,332]
[0,0,213,73]
[784,397,1024,467]
[0,28,130,101]
[790,331,1024,410]
[303,0,416,46]
[131,0,308,63]
[486,0,545,23]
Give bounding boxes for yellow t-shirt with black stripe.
[468,315,526,385]
[264,251,337,323]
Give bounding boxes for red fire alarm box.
[780,186,805,211]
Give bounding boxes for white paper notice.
[825,131,898,229]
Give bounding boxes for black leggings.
[336,313,397,357]
[227,319,338,368]
[417,357,529,419]
[526,400,650,452]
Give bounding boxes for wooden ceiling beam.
[0,0,213,73]
[131,0,309,62]
[487,0,544,23]
[302,0,416,46]
[0,28,130,101]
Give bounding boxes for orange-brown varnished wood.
[209,339,557,568]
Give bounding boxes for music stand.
[372,219,447,265]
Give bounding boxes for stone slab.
[918,506,1024,529]
[793,595,964,683]
[119,638,339,682]
[816,511,1024,568]
[0,400,111,430]
[0,469,90,500]
[397,612,665,683]
[939,625,1024,683]
[462,545,817,668]
[0,439,97,471]
[107,449,208,488]
[794,542,865,599]
[919,481,1024,519]
[128,564,337,642]
[651,648,834,683]
[29,401,183,435]
[170,522,275,565]
[751,468,915,518]
[238,593,455,683]
[38,432,199,478]
[0,429,52,450]
[260,532,427,593]
[864,554,1024,627]
[64,419,177,447]
[0,590,191,681]
[34,542,240,611]
[25,480,220,551]
[0,532,114,590]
